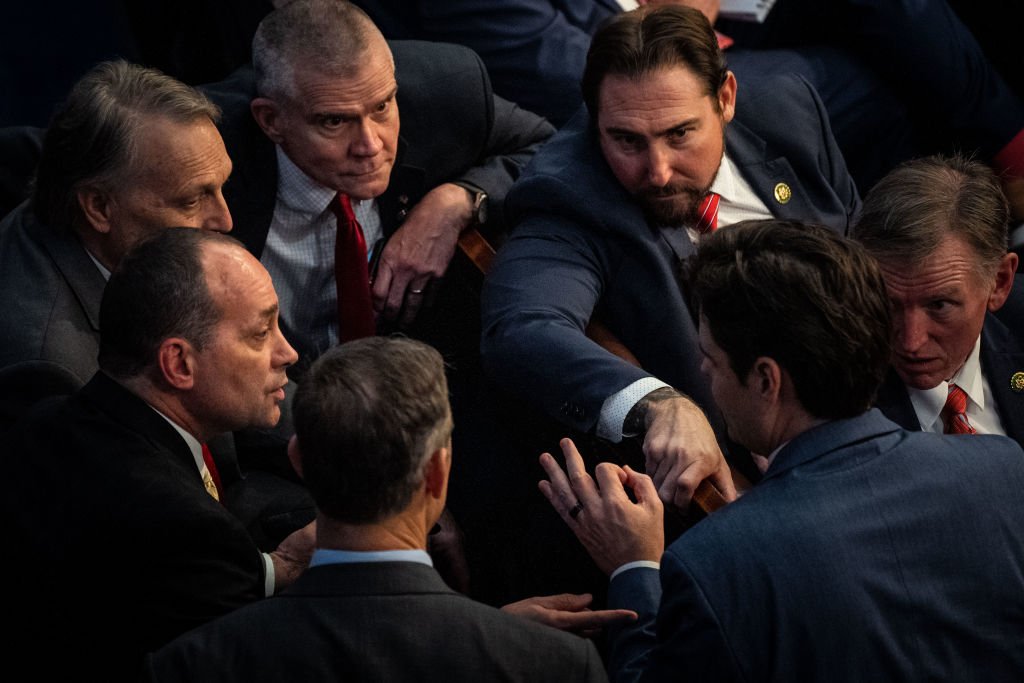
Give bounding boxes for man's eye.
[666,128,688,143]
[320,115,345,129]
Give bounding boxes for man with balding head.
[853,155,1024,444]
[0,60,233,407]
[4,229,313,681]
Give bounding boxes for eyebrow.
[604,118,698,138]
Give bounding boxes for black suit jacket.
[3,373,267,681]
[145,561,608,682]
[875,311,1024,447]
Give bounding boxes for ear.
[76,186,114,234]
[156,338,196,390]
[718,71,737,124]
[422,446,451,501]
[286,435,304,480]
[987,252,1019,312]
[751,356,782,402]
[250,97,286,145]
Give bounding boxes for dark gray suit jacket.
[145,561,608,682]
[481,73,859,435]
[875,310,1024,448]
[606,410,1024,682]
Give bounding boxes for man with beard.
[482,5,859,507]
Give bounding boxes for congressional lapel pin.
[773,182,792,205]
[1011,372,1024,393]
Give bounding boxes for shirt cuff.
[262,552,276,597]
[597,377,671,442]
[610,560,661,582]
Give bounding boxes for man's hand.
[631,389,737,508]
[539,438,664,576]
[269,520,315,593]
[501,593,637,636]
[372,183,474,326]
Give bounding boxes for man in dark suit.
[201,0,553,374]
[3,229,315,681]
[482,6,858,507]
[0,61,232,398]
[540,220,1024,682]
[145,336,609,682]
[852,155,1024,445]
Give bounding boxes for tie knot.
[332,193,357,223]
[695,192,721,234]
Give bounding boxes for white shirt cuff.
[610,560,661,582]
[597,377,671,442]
[262,552,276,597]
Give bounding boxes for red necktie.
[201,443,223,502]
[695,192,721,234]
[330,194,376,341]
[941,384,976,435]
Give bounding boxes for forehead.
[597,65,713,132]
[878,233,989,299]
[129,116,230,186]
[202,244,277,321]
[287,42,396,115]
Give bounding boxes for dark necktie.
[330,194,376,341]
[695,192,721,234]
[200,443,223,502]
[941,383,976,435]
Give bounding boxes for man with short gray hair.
[0,60,233,403]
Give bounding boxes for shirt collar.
[275,145,338,215]
[310,548,434,568]
[149,405,206,474]
[709,152,740,204]
[907,335,985,431]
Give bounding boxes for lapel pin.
[773,182,792,204]
[1011,372,1024,393]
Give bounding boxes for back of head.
[853,154,1010,274]
[581,5,726,116]
[32,60,220,230]
[98,228,240,380]
[688,220,892,419]
[293,337,451,524]
[252,0,382,100]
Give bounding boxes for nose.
[350,117,384,157]
[274,327,300,369]
[646,144,673,187]
[894,309,928,354]
[202,191,233,233]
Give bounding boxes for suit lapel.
[378,137,426,238]
[37,220,105,333]
[725,120,830,227]
[981,314,1024,446]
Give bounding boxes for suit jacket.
[0,201,105,389]
[145,560,608,682]
[606,409,1024,682]
[353,0,620,125]
[2,372,267,681]
[875,310,1024,448]
[481,73,859,436]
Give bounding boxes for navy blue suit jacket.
[481,73,859,436]
[875,308,1024,448]
[606,410,1024,682]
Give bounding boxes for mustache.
[638,184,705,200]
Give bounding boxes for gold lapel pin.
[773,182,792,204]
[1011,372,1024,393]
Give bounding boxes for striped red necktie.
[941,383,976,435]
[695,192,721,234]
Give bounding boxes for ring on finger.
[568,501,585,519]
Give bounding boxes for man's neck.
[116,373,209,443]
[316,510,433,552]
